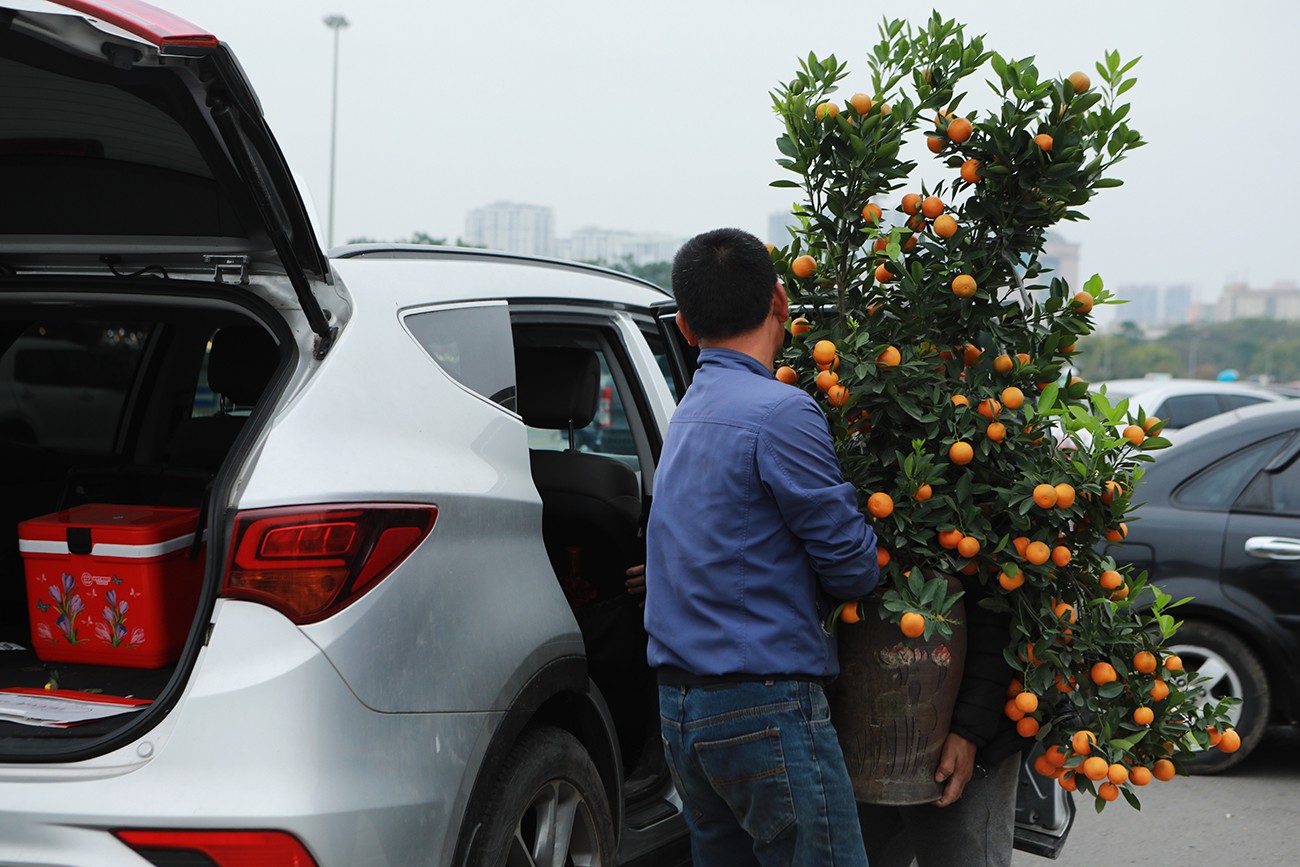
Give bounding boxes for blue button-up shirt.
[645,348,879,679]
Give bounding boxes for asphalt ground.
[1012,724,1300,866]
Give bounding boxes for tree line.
[1077,318,1300,384]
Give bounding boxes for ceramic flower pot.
[830,587,967,805]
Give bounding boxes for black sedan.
[1109,400,1300,772]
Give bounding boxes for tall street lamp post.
[323,14,349,248]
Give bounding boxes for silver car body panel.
[0,600,496,866]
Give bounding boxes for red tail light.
[221,504,437,624]
[114,829,317,866]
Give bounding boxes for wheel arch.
[453,655,624,866]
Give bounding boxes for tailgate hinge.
[205,255,250,285]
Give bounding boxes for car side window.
[1234,436,1300,515]
[1265,460,1300,514]
[1174,435,1288,510]
[1156,394,1223,429]
[1220,394,1269,411]
[403,303,517,411]
[0,321,149,452]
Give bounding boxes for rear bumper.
[0,600,501,866]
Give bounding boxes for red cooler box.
[20,504,205,668]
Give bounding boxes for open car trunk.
[0,285,291,757]
[0,1,328,757]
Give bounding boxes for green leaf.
[770,180,802,189]
[776,136,799,158]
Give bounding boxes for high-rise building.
[464,202,556,257]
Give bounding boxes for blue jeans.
[659,680,869,867]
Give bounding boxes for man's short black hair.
[671,228,779,341]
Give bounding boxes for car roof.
[1133,400,1300,493]
[1093,378,1283,402]
[328,245,672,309]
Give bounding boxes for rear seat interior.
[0,315,279,699]
[163,326,279,473]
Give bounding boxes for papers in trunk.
[0,687,151,727]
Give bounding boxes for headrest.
[514,346,600,430]
[208,326,279,406]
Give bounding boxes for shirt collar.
[698,347,774,378]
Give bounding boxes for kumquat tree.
[769,13,1239,810]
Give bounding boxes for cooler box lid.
[19,504,201,559]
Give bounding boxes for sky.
[162,0,1299,303]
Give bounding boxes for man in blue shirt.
[646,227,879,866]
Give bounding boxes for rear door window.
[516,328,644,474]
[1156,394,1223,429]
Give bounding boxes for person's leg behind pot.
[857,751,1020,867]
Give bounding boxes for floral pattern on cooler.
[95,588,145,647]
[43,573,85,644]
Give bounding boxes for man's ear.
[676,310,699,346]
[772,281,790,323]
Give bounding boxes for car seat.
[514,346,642,605]
[163,326,279,473]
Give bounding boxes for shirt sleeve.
[755,392,879,600]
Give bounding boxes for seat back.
[164,326,279,472]
[515,346,641,604]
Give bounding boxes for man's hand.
[625,564,646,607]
[933,732,977,807]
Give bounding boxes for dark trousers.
[857,750,1020,867]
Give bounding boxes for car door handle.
[1244,536,1300,560]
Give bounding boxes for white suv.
[0,3,692,864]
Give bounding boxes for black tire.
[1168,621,1270,774]
[467,725,617,867]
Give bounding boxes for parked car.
[0,2,697,864]
[1107,399,1300,772]
[1092,378,1285,431]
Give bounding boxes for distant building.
[1119,284,1160,324]
[1040,233,1080,291]
[768,210,801,246]
[464,202,555,257]
[1216,281,1300,322]
[1164,284,1192,324]
[567,227,682,266]
[1113,282,1197,328]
